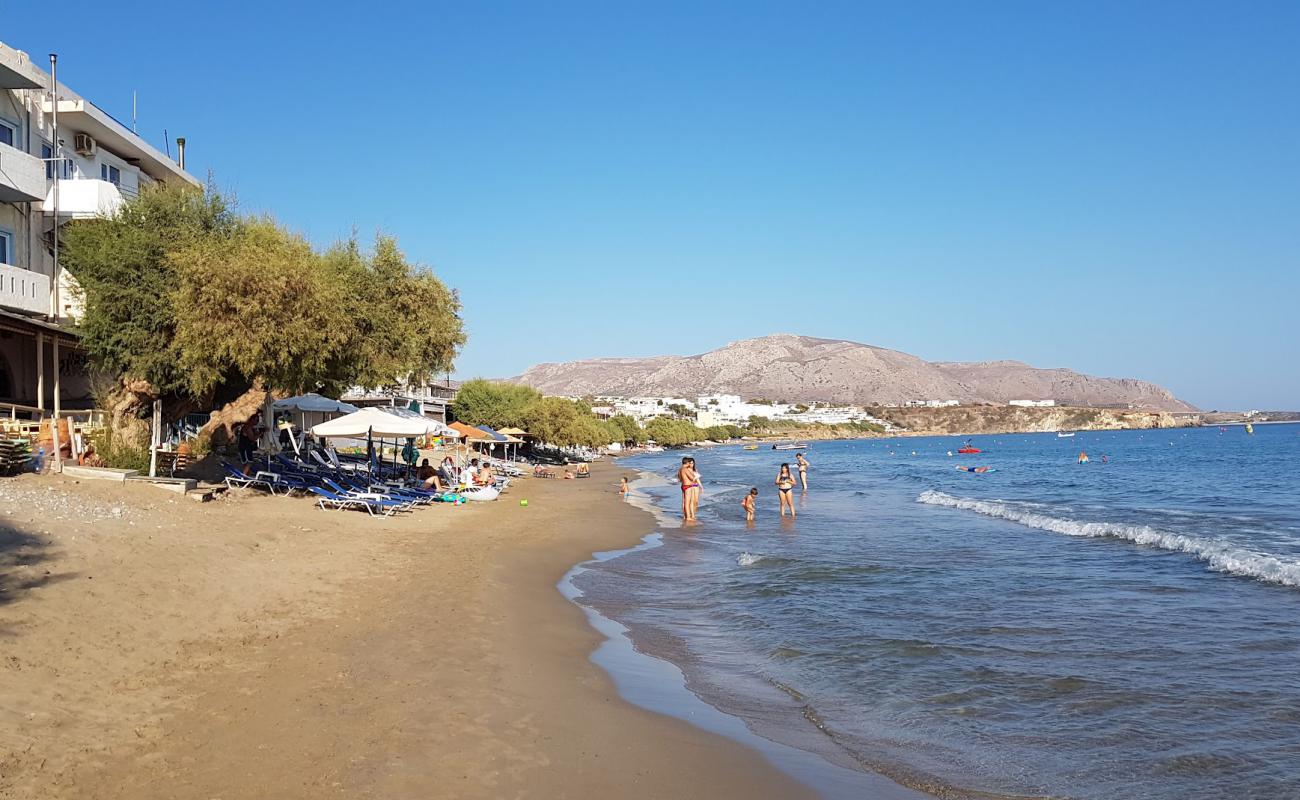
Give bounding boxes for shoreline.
[0,464,812,799]
[564,472,932,800]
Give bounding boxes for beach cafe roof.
[273,393,359,414]
[312,407,453,439]
[476,425,524,444]
[449,421,495,441]
[498,427,529,437]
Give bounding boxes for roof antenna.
[164,127,170,158]
[132,90,137,133]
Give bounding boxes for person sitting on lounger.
[417,458,443,491]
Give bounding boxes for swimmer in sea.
[795,452,810,491]
[775,463,797,518]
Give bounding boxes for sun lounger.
[222,462,282,494]
[307,486,406,516]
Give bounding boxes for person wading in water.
[775,463,797,518]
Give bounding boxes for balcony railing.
[0,141,47,203]
[43,178,127,219]
[0,263,50,315]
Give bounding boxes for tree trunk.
[198,381,271,452]
[106,378,155,451]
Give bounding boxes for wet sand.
[0,463,813,799]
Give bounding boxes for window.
[0,119,15,147]
[42,143,54,179]
[100,163,121,185]
[0,229,11,265]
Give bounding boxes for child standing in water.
[619,476,630,498]
[741,487,758,522]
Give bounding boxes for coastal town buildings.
[1009,399,1056,407]
[1,41,198,418]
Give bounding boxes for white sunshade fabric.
[312,406,444,438]
[273,393,360,414]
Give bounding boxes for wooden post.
[35,332,45,418]
[148,398,161,478]
[50,337,62,473]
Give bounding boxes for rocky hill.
[514,334,1195,412]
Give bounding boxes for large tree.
[451,380,541,429]
[60,183,466,456]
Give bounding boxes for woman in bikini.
[775,463,797,518]
[687,458,703,520]
[795,452,810,491]
[677,457,701,521]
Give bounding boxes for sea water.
[571,424,1300,799]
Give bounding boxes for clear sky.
[6,1,1298,409]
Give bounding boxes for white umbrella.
[273,393,360,414]
[311,407,440,438]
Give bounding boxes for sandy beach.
[0,462,814,799]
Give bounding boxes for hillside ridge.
[513,334,1195,412]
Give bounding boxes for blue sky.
[7,1,1298,409]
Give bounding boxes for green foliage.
[452,379,541,428]
[331,235,466,389]
[609,414,645,445]
[667,403,692,418]
[190,428,213,456]
[644,416,704,447]
[60,184,465,405]
[171,218,347,396]
[792,403,810,414]
[87,427,150,471]
[60,183,237,396]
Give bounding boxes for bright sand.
[0,463,814,799]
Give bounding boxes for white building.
[1009,399,1056,407]
[1,42,199,417]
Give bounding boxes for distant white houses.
[1009,399,1056,407]
[903,399,960,408]
[586,392,894,430]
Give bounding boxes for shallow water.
[574,424,1300,799]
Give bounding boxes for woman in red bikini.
[677,457,701,521]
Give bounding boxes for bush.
[87,427,151,472]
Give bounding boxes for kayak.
[957,447,981,454]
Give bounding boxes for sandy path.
[0,464,813,799]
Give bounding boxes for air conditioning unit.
[74,132,96,157]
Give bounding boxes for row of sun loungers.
[222,453,512,516]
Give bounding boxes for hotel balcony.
[0,141,48,203]
[0,263,50,316]
[42,178,130,219]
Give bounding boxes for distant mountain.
[513,334,1196,412]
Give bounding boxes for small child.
[619,477,630,498]
[741,487,758,522]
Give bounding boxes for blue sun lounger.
[307,486,407,516]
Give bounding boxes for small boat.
[742,444,759,451]
[772,443,808,451]
[1057,432,1075,438]
[957,447,981,454]
[1245,423,1255,435]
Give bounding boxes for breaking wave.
[737,552,766,566]
[917,490,1300,588]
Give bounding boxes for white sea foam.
[737,552,765,567]
[917,490,1300,588]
